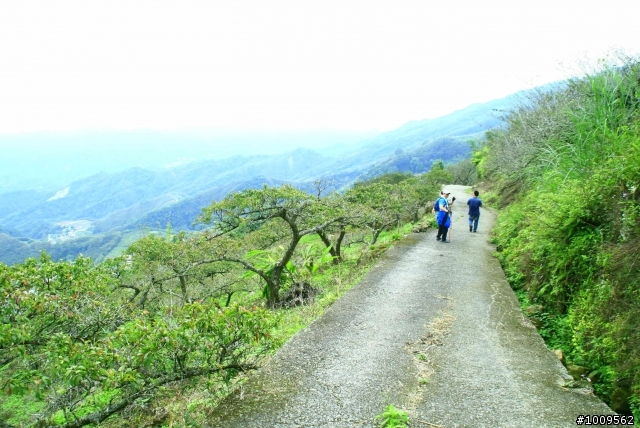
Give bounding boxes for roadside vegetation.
[476,52,640,417]
[374,404,409,428]
[0,167,451,427]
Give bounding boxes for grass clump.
[374,404,409,428]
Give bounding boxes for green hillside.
[359,135,476,180]
[479,55,640,417]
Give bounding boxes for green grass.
[271,226,411,346]
[0,394,46,426]
[50,389,121,426]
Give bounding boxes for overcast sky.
[1,0,639,135]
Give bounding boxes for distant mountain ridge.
[0,88,529,264]
[0,129,376,194]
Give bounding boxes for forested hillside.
[360,136,474,179]
[478,55,640,417]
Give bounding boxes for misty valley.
[0,93,513,265]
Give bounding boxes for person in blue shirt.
[467,190,483,232]
[436,191,455,242]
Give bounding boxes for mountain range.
[0,90,524,264]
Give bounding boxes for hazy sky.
[1,0,639,134]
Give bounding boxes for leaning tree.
[198,185,343,308]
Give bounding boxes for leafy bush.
[0,254,275,427]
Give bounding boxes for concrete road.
[207,185,612,427]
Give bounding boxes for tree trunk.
[224,291,234,307]
[317,231,336,257]
[265,274,281,309]
[266,216,302,308]
[370,229,381,245]
[317,230,345,264]
[334,230,346,263]
[179,275,189,303]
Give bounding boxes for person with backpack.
[436,190,455,242]
[467,190,483,232]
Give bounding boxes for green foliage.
[0,171,443,426]
[445,158,477,185]
[0,393,46,426]
[197,185,347,308]
[487,55,640,415]
[431,159,445,171]
[374,404,409,428]
[535,311,572,352]
[423,162,454,188]
[344,181,406,245]
[355,172,414,187]
[0,253,275,427]
[471,140,490,179]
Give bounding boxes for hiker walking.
[436,190,455,242]
[467,190,483,233]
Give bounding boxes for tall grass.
[485,55,640,416]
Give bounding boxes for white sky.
[1,0,639,134]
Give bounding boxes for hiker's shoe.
[436,237,441,241]
[469,226,472,232]
[441,239,449,243]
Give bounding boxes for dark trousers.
[437,224,448,241]
[436,213,449,241]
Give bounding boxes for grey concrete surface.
[207,185,612,427]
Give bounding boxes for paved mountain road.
[207,185,613,427]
